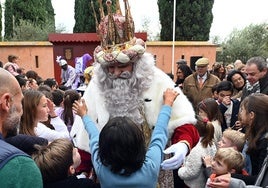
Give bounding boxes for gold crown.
[92,0,134,52]
[91,0,146,65]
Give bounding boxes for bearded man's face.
[3,104,21,137]
[100,62,144,125]
[107,63,133,79]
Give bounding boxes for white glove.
[56,56,62,63]
[161,142,188,170]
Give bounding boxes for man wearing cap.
[71,0,199,187]
[56,56,79,90]
[183,57,221,109]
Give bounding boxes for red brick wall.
[146,41,217,81]
[0,42,54,79]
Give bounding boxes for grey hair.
[94,53,154,125]
[247,56,267,71]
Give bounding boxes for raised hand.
[163,88,179,106]
[72,98,87,117]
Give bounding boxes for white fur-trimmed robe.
[71,53,196,153]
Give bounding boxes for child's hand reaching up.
[72,98,87,117]
[202,155,212,167]
[163,88,179,106]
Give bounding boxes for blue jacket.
[82,105,171,188]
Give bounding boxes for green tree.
[158,0,214,41]
[55,23,67,33]
[139,17,154,41]
[4,0,55,41]
[11,19,55,41]
[218,23,268,63]
[14,0,47,25]
[4,0,14,40]
[45,0,55,31]
[73,0,116,33]
[73,0,93,32]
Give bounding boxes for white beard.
[71,53,197,153]
[94,60,153,125]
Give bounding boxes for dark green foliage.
[4,0,14,40]
[4,0,55,41]
[73,0,116,33]
[158,0,173,41]
[73,0,93,33]
[13,0,47,25]
[45,0,55,30]
[11,19,55,41]
[218,23,268,63]
[158,0,214,41]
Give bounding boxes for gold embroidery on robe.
[139,107,152,148]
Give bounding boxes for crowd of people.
[169,57,268,188]
[1,55,268,188]
[1,52,267,188]
[1,1,268,188]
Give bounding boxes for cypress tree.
[73,0,116,33]
[45,0,55,31]
[73,0,93,33]
[4,0,14,40]
[158,0,214,41]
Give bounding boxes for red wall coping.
[48,33,147,43]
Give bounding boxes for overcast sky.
[210,0,268,40]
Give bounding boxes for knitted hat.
[195,58,209,66]
[91,0,146,65]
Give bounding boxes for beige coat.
[183,72,220,109]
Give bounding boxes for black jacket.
[5,134,48,155]
[219,99,240,132]
[44,175,100,188]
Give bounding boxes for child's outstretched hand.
[202,155,212,167]
[72,98,87,117]
[163,88,179,106]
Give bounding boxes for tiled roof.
[48,33,99,43]
[48,33,147,43]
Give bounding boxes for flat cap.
[195,57,209,66]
